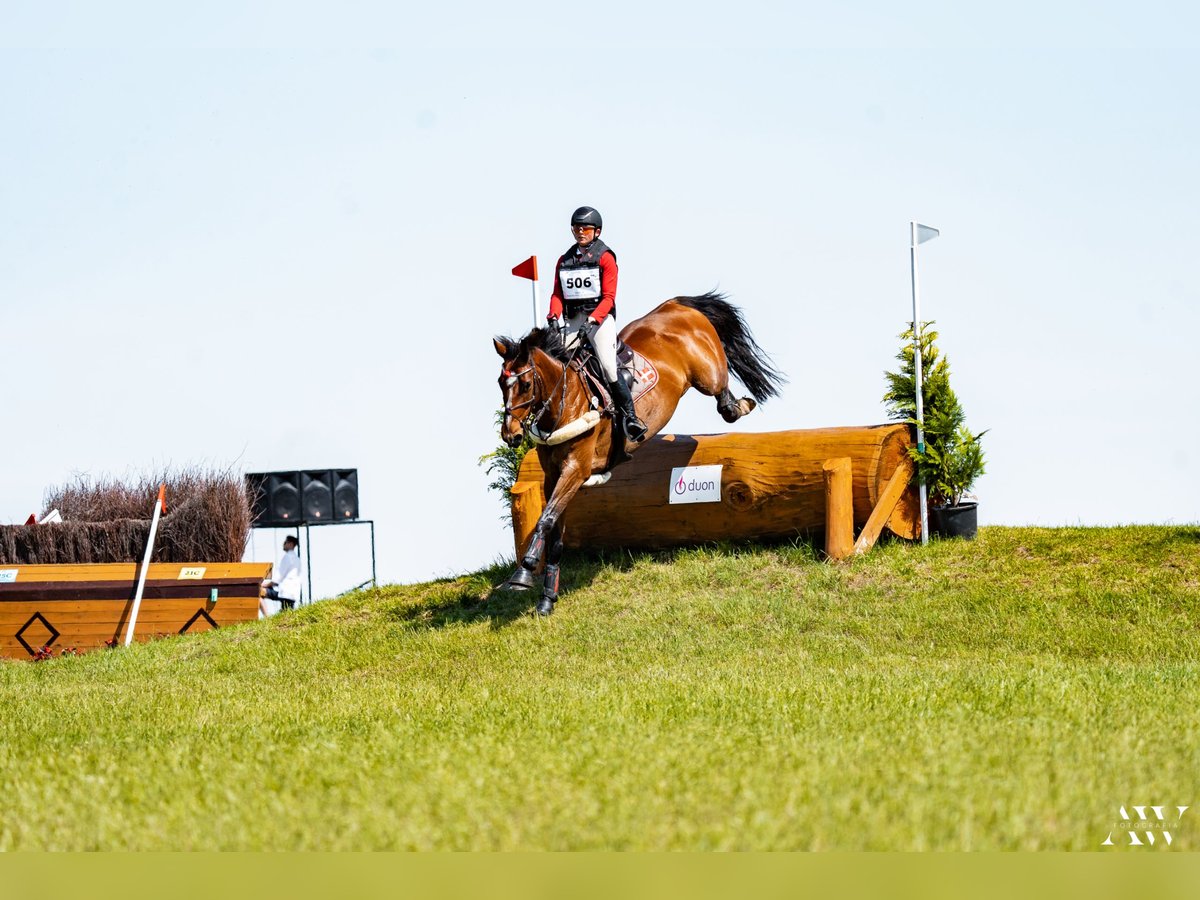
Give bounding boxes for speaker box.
[247,468,360,526]
[300,470,334,522]
[332,469,359,520]
[246,471,302,527]
[246,473,270,523]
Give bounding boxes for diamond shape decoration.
[16,612,60,657]
[179,608,219,635]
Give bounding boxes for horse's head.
[494,327,572,447]
[494,333,541,448]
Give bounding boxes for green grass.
[2,526,1198,850]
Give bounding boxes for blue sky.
[3,5,1197,591]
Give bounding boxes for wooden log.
[822,457,854,561]
[513,424,918,551]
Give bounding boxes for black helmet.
[570,206,603,230]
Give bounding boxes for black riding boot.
[609,377,647,442]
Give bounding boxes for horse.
[492,291,785,614]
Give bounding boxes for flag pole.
[530,272,540,329]
[124,484,166,647]
[512,255,541,328]
[910,221,933,545]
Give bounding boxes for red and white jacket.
[547,238,618,323]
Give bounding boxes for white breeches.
[560,311,618,382]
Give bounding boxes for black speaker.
[246,473,270,523]
[332,469,359,520]
[246,471,302,527]
[247,468,360,526]
[300,470,333,522]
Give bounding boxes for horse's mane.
[513,326,571,363]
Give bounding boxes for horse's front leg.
[504,461,588,605]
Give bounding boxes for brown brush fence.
[0,469,252,565]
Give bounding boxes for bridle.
[501,361,543,430]
[502,342,586,439]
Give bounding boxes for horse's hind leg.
[716,388,757,423]
[538,523,565,616]
[684,327,757,423]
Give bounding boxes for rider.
[546,206,648,441]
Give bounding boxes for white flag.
[916,223,940,244]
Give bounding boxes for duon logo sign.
[668,465,722,505]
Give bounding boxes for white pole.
[910,222,929,545]
[124,484,166,647]
[531,277,541,329]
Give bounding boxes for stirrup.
[624,415,648,442]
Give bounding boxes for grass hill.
[2,526,1198,850]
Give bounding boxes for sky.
[2,3,1197,595]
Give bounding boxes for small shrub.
[883,322,987,507]
[479,411,534,520]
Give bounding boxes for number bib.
[559,267,602,301]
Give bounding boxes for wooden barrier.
[0,562,270,660]
[511,424,920,558]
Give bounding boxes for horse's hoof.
[535,597,556,616]
[504,567,537,592]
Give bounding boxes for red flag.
[511,255,538,281]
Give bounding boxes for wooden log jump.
[511,424,920,559]
[0,562,270,659]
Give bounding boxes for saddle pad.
[617,343,660,402]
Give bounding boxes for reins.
[504,339,594,445]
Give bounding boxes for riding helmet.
[570,206,603,230]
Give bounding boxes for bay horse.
[492,292,785,614]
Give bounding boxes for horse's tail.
[673,292,786,403]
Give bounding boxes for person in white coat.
[261,535,302,614]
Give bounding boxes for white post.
[910,222,929,545]
[124,484,166,647]
[909,222,941,543]
[531,277,541,329]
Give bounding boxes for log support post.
[822,457,854,561]
[853,456,915,556]
[510,481,546,561]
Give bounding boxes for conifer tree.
[883,322,986,507]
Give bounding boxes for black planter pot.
[928,502,978,540]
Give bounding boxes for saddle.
[573,341,660,412]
